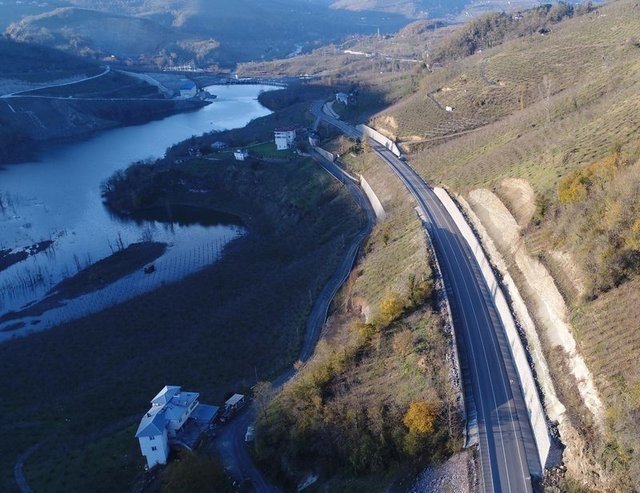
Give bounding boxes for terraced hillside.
[372,0,640,489]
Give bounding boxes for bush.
[403,401,438,435]
[376,293,405,328]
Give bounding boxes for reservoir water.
[0,84,276,340]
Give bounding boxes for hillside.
[1,0,555,69]
[5,8,194,66]
[0,38,99,82]
[330,0,466,17]
[0,39,205,164]
[365,0,640,489]
[255,137,464,492]
[3,2,411,68]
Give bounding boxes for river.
[0,84,277,341]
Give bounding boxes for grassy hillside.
[369,0,640,489]
[0,38,99,81]
[255,143,462,492]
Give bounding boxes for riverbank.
[0,97,209,165]
[0,240,53,274]
[0,241,167,326]
[0,156,365,492]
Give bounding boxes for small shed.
[224,393,246,413]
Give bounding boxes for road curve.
[215,153,375,492]
[1,66,111,99]
[311,103,541,492]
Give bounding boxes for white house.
[135,404,170,469]
[335,92,349,105]
[234,149,249,161]
[179,81,197,99]
[136,386,218,469]
[274,128,296,150]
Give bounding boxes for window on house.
[149,436,155,440]
[151,446,157,451]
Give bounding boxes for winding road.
[312,103,543,492]
[0,66,111,99]
[214,152,375,492]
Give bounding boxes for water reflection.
[0,84,276,340]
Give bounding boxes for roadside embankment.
[457,185,610,487]
[434,187,551,470]
[254,146,465,492]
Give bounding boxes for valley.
[3,0,639,492]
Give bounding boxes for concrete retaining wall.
[359,175,386,222]
[357,124,402,157]
[313,145,335,163]
[434,187,550,469]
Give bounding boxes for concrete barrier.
[434,187,550,470]
[357,124,402,157]
[358,175,386,222]
[313,145,335,163]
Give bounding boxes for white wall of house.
[138,429,169,468]
[167,412,188,436]
[234,150,249,161]
[275,130,296,150]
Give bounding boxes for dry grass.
[366,0,640,487]
[255,145,462,490]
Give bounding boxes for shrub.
[403,401,438,435]
[376,293,405,327]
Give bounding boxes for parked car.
[244,425,255,443]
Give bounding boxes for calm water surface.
[0,85,277,340]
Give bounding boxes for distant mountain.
[329,0,468,18]
[1,0,550,67]
[3,1,412,67]
[5,8,182,60]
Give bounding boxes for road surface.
[312,103,541,492]
[1,66,111,99]
[214,154,375,492]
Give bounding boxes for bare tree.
[252,381,273,421]
[539,74,552,123]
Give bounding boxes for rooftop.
[151,385,180,406]
[191,404,220,423]
[225,393,245,406]
[135,405,166,438]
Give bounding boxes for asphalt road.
[1,66,111,98]
[311,104,540,492]
[214,152,375,492]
